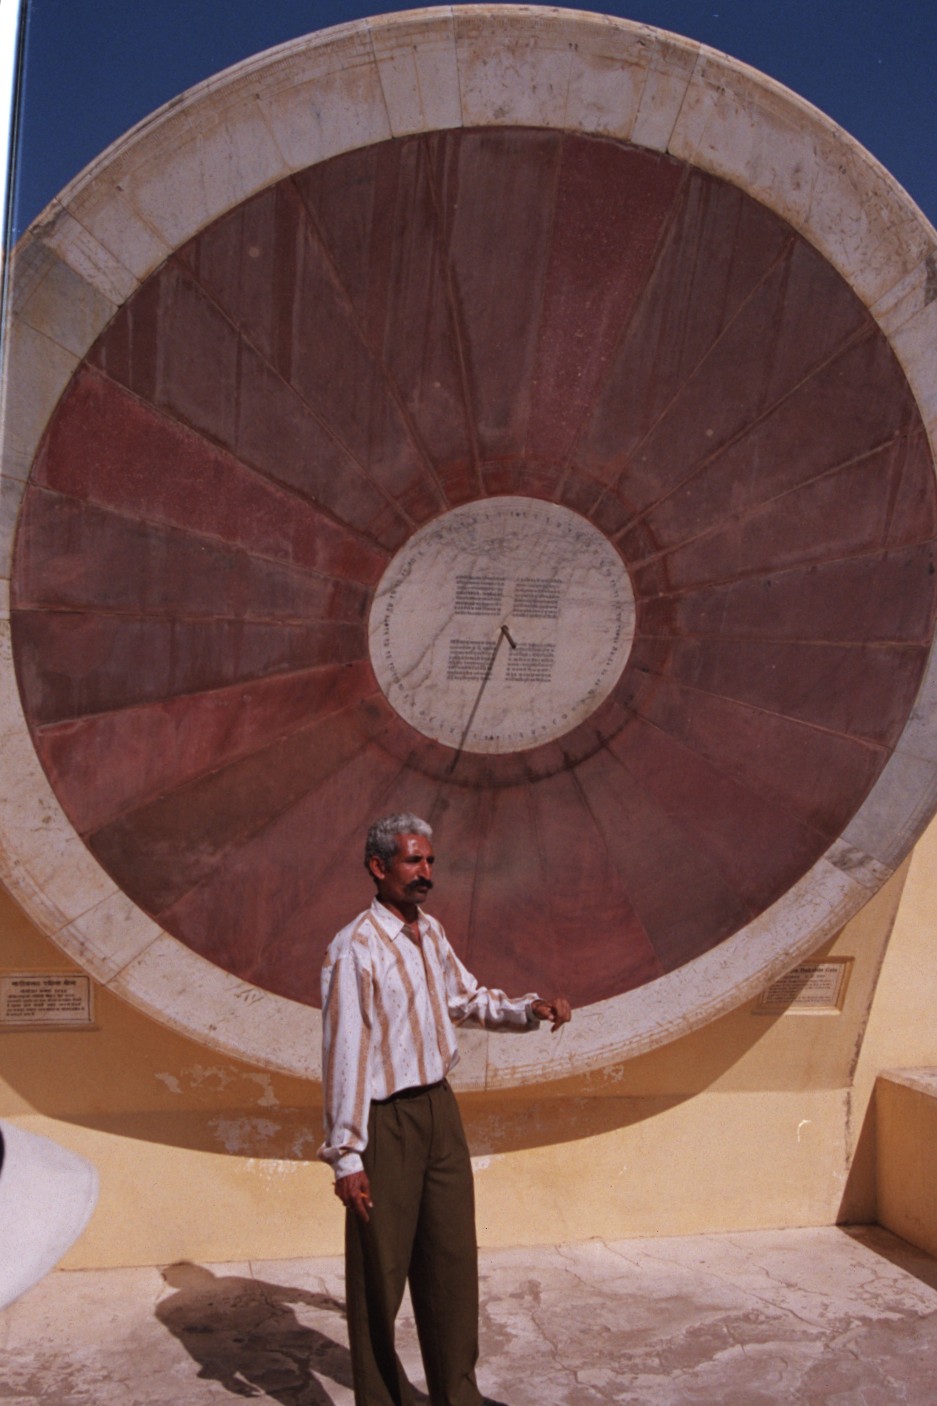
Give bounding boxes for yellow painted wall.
[875,1072,937,1258]
[852,819,937,1256]
[3,819,937,1267]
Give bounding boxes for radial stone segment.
[3,8,937,1082]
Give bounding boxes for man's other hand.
[531,996,572,1031]
[335,1170,373,1222]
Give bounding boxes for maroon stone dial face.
[11,128,937,1011]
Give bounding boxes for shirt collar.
[371,898,427,942]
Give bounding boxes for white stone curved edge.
[1,6,936,1086]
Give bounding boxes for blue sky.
[7,0,937,238]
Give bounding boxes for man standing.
[319,812,571,1406]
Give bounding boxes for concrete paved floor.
[4,1225,937,1404]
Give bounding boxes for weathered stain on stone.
[925,250,937,305]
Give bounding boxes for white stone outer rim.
[1,5,936,1086]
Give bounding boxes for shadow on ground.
[840,1224,937,1294]
[156,1261,429,1404]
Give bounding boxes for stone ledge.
[878,1067,937,1097]
[876,1069,937,1258]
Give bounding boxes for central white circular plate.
[369,497,635,754]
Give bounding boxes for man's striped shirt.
[318,899,538,1179]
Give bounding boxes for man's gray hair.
[364,813,433,870]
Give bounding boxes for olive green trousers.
[344,1081,484,1406]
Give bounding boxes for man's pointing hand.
[531,996,572,1032]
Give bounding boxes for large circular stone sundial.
[370,497,635,755]
[3,8,937,1084]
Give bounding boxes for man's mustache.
[407,879,433,892]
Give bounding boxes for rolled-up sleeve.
[318,945,373,1180]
